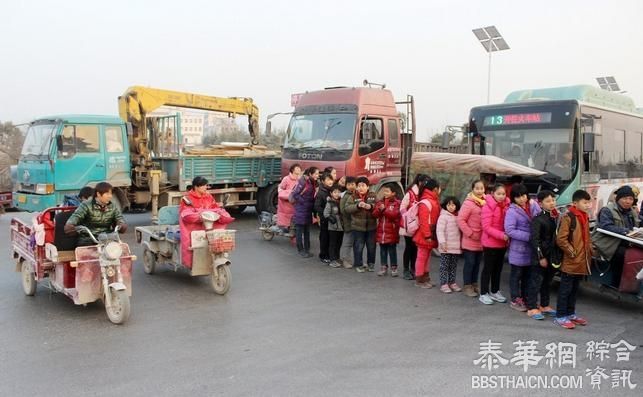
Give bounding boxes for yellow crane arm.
[118,86,260,155]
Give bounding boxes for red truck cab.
[281,86,414,196]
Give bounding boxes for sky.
[1,0,642,142]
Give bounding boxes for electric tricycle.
[135,206,234,294]
[11,207,135,324]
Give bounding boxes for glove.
[327,215,337,225]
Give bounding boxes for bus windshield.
[21,122,57,160]
[476,128,576,181]
[284,113,356,150]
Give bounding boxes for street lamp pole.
[472,26,510,105]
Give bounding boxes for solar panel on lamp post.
[472,26,510,104]
[596,76,624,93]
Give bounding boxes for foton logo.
[298,152,323,161]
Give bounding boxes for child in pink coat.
[457,180,486,297]
[479,184,510,305]
[436,196,462,293]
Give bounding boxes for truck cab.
[281,87,413,196]
[14,115,131,212]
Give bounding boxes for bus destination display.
[483,112,552,126]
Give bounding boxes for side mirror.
[583,132,595,153]
[441,131,450,149]
[265,121,272,136]
[56,135,63,153]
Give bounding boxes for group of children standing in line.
[277,165,593,329]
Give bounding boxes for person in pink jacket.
[436,196,462,293]
[457,180,486,297]
[275,163,302,232]
[479,184,510,305]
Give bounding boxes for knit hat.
[615,185,635,202]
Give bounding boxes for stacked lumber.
[183,142,280,157]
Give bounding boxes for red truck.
[271,85,416,197]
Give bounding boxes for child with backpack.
[323,185,344,268]
[504,184,541,312]
[373,185,401,276]
[339,177,357,268]
[345,177,378,272]
[436,196,462,293]
[314,172,335,264]
[479,184,510,305]
[526,190,560,320]
[400,174,430,280]
[554,189,593,329]
[412,178,441,288]
[457,180,486,297]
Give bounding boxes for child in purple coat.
[504,184,541,312]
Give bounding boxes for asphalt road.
[0,209,641,397]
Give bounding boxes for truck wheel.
[105,289,130,325]
[21,261,36,296]
[227,205,247,216]
[211,265,231,295]
[143,248,157,275]
[257,184,278,214]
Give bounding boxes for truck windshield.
[284,113,356,150]
[21,122,57,160]
[476,128,576,181]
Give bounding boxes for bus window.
[359,119,384,155]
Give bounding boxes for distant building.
[148,106,240,145]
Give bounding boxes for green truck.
[14,87,282,217]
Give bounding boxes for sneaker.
[298,251,310,258]
[538,306,557,316]
[367,264,375,272]
[390,266,399,277]
[569,314,588,326]
[554,317,576,329]
[377,266,388,276]
[527,309,545,320]
[463,285,478,297]
[342,261,353,269]
[403,270,414,280]
[329,261,342,268]
[478,294,494,305]
[440,284,452,293]
[510,298,527,312]
[489,291,507,303]
[321,258,331,264]
[449,283,462,292]
[355,266,367,273]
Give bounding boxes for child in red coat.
[413,178,442,288]
[373,185,401,277]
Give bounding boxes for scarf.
[520,202,533,219]
[567,206,590,244]
[468,193,486,207]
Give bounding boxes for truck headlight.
[103,242,123,260]
[35,184,55,194]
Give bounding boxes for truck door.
[386,118,401,172]
[54,124,106,191]
[103,125,131,185]
[356,118,387,182]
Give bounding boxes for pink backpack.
[400,199,430,236]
